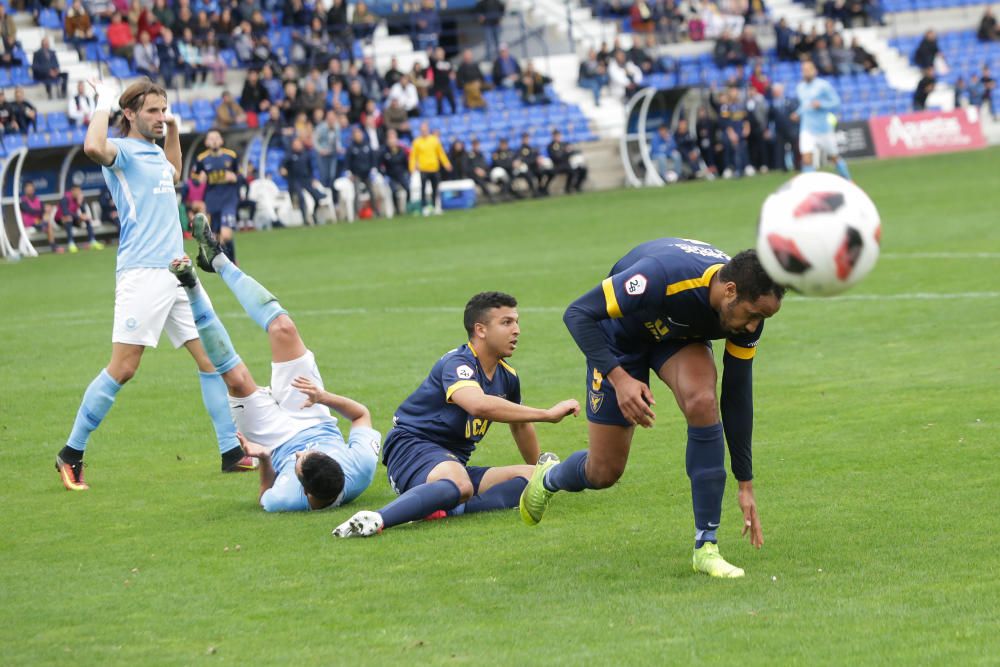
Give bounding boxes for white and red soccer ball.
[756,172,881,296]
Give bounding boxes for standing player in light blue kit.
[794,60,851,180]
[55,79,254,491]
[169,218,380,512]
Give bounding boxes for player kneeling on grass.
[168,214,381,511]
[519,239,785,578]
[334,292,580,538]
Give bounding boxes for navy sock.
[457,477,528,515]
[543,450,594,492]
[686,423,727,548]
[378,479,462,529]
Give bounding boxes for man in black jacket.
[517,133,550,195]
[547,129,587,194]
[467,138,496,203]
[913,30,941,69]
[491,137,535,199]
[32,37,68,98]
[345,125,381,217]
[379,129,412,214]
[280,137,327,226]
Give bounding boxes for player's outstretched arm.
[163,105,183,183]
[238,432,276,501]
[291,376,372,429]
[509,422,541,465]
[451,385,580,424]
[82,78,119,167]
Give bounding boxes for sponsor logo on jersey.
[625,273,647,295]
[456,364,475,380]
[153,168,176,195]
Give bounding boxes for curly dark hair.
[299,452,345,506]
[718,249,787,302]
[463,291,518,336]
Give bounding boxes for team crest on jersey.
[589,390,604,413]
[625,274,647,295]
[456,364,475,380]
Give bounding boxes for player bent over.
[167,214,380,511]
[520,238,785,578]
[334,292,580,537]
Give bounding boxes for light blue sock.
[199,371,240,455]
[187,283,242,374]
[66,369,122,451]
[215,259,287,332]
[543,450,595,492]
[835,159,852,181]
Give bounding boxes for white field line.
[880,252,1000,260]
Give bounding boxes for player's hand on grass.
[737,480,764,549]
[237,432,269,460]
[609,369,655,428]
[546,399,581,422]
[291,376,324,408]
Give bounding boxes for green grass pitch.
[2,148,998,665]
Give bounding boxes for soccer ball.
[756,172,881,296]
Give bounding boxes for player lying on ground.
[519,239,785,578]
[167,214,381,511]
[334,292,580,537]
[56,78,253,492]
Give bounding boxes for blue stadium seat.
[47,112,69,130]
[108,57,134,79]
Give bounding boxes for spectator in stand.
[201,29,227,86]
[489,137,523,199]
[739,26,761,61]
[630,0,656,34]
[240,69,271,113]
[107,12,136,60]
[298,79,325,116]
[280,137,327,226]
[547,128,587,193]
[628,34,658,76]
[516,132,550,195]
[260,64,284,103]
[409,121,452,216]
[796,24,817,59]
[380,129,412,212]
[412,60,433,100]
[715,87,752,178]
[411,0,441,50]
[913,66,934,111]
[157,27,182,89]
[383,96,412,140]
[0,90,18,136]
[750,62,770,95]
[68,80,95,126]
[359,56,387,103]
[650,123,681,183]
[346,79,368,124]
[863,0,885,26]
[981,64,996,118]
[457,49,487,110]
[746,89,772,173]
[179,26,208,86]
[98,186,120,233]
[214,90,248,129]
[745,0,768,24]
[59,184,103,253]
[325,0,351,53]
[768,82,798,172]
[385,56,404,88]
[172,4,195,36]
[954,76,968,108]
[673,118,704,179]
[215,8,236,48]
[134,31,160,79]
[447,138,470,180]
[0,4,19,67]
[812,38,836,76]
[65,0,97,59]
[137,3,163,41]
[657,0,685,43]
[578,48,608,106]
[517,62,552,106]
[83,0,114,20]
[389,73,420,117]
[151,0,175,32]
[695,106,720,177]
[314,109,343,188]
[608,49,643,100]
[493,43,522,89]
[829,34,857,75]
[968,73,985,109]
[465,137,496,202]
[10,86,37,134]
[20,181,60,252]
[714,29,743,67]
[345,125,382,217]
[913,30,941,70]
[979,7,998,42]
[851,37,879,73]
[282,0,310,27]
[352,1,378,42]
[430,46,457,115]
[361,114,383,150]
[476,0,505,60]
[32,37,68,99]
[774,18,797,61]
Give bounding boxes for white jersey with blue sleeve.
[102,137,184,274]
[795,78,840,135]
[260,423,381,512]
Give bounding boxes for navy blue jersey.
[194,148,240,211]
[388,344,522,460]
[597,237,762,357]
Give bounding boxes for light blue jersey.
[260,422,380,512]
[102,137,184,273]
[795,78,840,135]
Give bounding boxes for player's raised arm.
[450,384,579,424]
[163,103,182,182]
[82,79,119,167]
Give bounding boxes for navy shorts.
[208,206,237,231]
[587,338,712,427]
[383,430,489,496]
